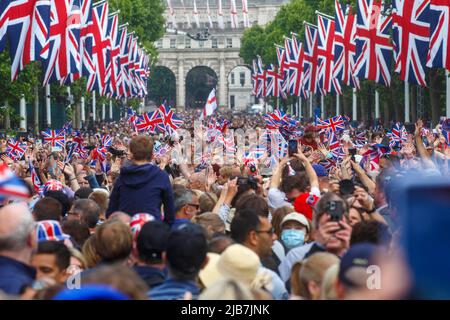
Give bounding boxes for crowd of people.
[0,108,449,300]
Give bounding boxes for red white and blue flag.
[427,0,450,71]
[29,159,41,192]
[41,129,65,148]
[135,111,163,134]
[316,13,341,95]
[6,139,27,160]
[388,122,408,146]
[104,12,120,97]
[303,23,319,95]
[354,0,393,86]
[286,34,307,97]
[392,0,430,86]
[316,115,346,133]
[0,163,31,200]
[42,0,82,85]
[101,135,112,147]
[334,1,360,89]
[158,104,183,133]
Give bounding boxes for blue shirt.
[171,218,190,230]
[0,256,36,295]
[278,242,315,282]
[148,278,200,300]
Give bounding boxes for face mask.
[281,229,305,250]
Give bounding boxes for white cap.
[281,212,310,232]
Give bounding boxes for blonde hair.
[88,190,109,214]
[320,264,340,300]
[199,192,218,213]
[191,212,225,240]
[294,252,340,300]
[68,247,87,270]
[82,235,101,268]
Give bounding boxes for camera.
[237,176,258,190]
[327,200,344,221]
[288,139,298,157]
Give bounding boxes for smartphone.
[288,140,298,157]
[327,201,344,221]
[349,148,357,162]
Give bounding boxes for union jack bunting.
[158,104,183,133]
[86,1,109,94]
[316,13,341,95]
[286,34,307,97]
[354,0,393,86]
[3,0,51,80]
[392,0,430,86]
[427,0,450,70]
[42,0,82,85]
[303,23,319,95]
[29,159,41,192]
[0,163,31,200]
[135,111,163,133]
[41,129,65,148]
[6,139,27,160]
[334,1,360,89]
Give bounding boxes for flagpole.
[375,89,380,119]
[299,97,302,119]
[336,94,340,116]
[321,95,325,119]
[20,94,26,131]
[309,95,313,118]
[352,88,357,121]
[447,70,450,118]
[46,84,51,128]
[109,100,113,121]
[81,96,85,123]
[92,92,96,122]
[404,82,410,123]
[102,103,106,120]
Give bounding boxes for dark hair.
[166,223,207,281]
[44,190,71,216]
[62,220,91,248]
[313,192,349,229]
[230,177,255,207]
[208,235,234,254]
[280,173,309,194]
[72,199,100,228]
[281,159,305,180]
[230,208,261,244]
[36,240,71,271]
[235,194,269,218]
[129,135,153,161]
[137,221,170,265]
[33,197,62,221]
[350,221,392,248]
[74,187,94,200]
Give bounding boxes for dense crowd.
[0,108,449,300]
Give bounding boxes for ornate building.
[155,0,289,110]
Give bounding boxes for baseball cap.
[312,164,328,177]
[166,223,207,275]
[293,192,319,221]
[53,284,129,300]
[36,220,70,242]
[338,243,378,288]
[281,212,310,232]
[136,220,170,261]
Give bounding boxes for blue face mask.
[281,229,305,250]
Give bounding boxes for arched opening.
[227,65,253,110]
[185,66,218,109]
[147,66,176,106]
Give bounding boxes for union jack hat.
[130,213,155,241]
[43,180,64,192]
[36,220,70,242]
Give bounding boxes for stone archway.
[148,66,177,106]
[185,66,218,109]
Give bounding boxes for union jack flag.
[62,121,73,134]
[334,1,360,89]
[303,23,319,95]
[135,111,163,133]
[276,45,289,97]
[251,59,260,96]
[78,0,93,78]
[41,129,65,148]
[42,179,64,193]
[392,0,430,86]
[91,146,107,162]
[29,159,41,192]
[256,56,267,98]
[265,64,286,98]
[86,1,109,94]
[6,139,27,160]
[354,0,393,86]
[388,122,408,147]
[442,129,450,145]
[328,131,346,161]
[158,104,183,133]
[42,0,82,85]
[72,131,84,151]
[263,110,287,129]
[354,131,368,147]
[319,158,337,173]
[286,34,307,97]
[0,0,8,52]
[104,12,120,97]
[2,0,51,80]
[316,13,341,95]
[427,0,450,71]
[316,115,346,133]
[117,27,131,98]
[101,135,112,147]
[0,163,31,200]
